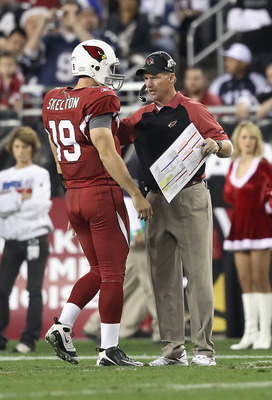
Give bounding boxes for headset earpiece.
[138,84,147,102]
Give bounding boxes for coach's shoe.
[45,317,79,365]
[191,354,216,366]
[96,346,143,366]
[149,349,188,366]
[13,342,35,354]
[0,339,7,353]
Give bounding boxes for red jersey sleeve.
[85,92,120,117]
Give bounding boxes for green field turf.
[0,338,272,400]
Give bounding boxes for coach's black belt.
[150,178,203,195]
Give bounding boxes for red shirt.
[42,86,121,189]
[16,0,59,7]
[0,71,24,109]
[182,90,222,106]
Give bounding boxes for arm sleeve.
[118,116,136,145]
[20,169,52,218]
[118,108,146,145]
[187,101,230,141]
[223,166,235,206]
[0,190,22,217]
[89,113,112,130]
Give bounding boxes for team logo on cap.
[146,57,154,65]
[83,45,107,62]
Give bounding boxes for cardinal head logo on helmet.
[83,45,107,63]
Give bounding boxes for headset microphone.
[138,84,147,102]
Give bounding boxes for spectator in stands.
[0,0,28,37]
[256,62,272,119]
[140,0,179,56]
[77,0,103,21]
[223,121,272,350]
[105,0,151,71]
[182,66,222,106]
[226,0,272,74]
[77,2,100,33]
[0,52,25,115]
[19,7,54,84]
[19,1,90,87]
[175,0,212,59]
[0,27,27,63]
[0,25,44,84]
[209,43,267,119]
[76,1,120,55]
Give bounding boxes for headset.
[138,84,147,102]
[137,52,176,102]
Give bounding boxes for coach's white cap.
[222,43,252,64]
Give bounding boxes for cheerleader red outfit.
[224,157,272,251]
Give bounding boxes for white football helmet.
[71,39,124,91]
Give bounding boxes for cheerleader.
[224,121,272,350]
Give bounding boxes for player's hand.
[132,193,153,221]
[67,221,77,236]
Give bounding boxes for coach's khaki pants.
[145,182,215,358]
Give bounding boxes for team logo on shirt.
[83,45,107,62]
[168,121,177,128]
[146,57,154,65]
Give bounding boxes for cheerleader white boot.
[230,293,258,350]
[253,293,272,350]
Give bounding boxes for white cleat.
[45,317,79,365]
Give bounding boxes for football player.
[42,39,152,366]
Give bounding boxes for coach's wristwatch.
[216,140,223,153]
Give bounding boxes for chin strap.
[138,84,147,102]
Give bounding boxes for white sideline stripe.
[0,381,272,399]
[166,381,272,390]
[1,354,272,362]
